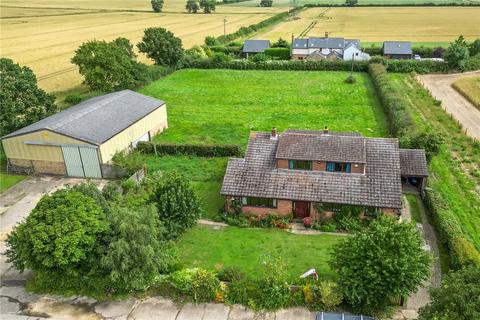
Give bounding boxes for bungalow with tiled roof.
[220,128,428,219]
[291,37,370,61]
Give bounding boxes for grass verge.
[389,73,480,253]
[406,194,422,224]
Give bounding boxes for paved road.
[417,71,480,140]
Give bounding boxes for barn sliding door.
[61,146,102,179]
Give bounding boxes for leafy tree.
[204,36,219,46]
[72,38,147,92]
[260,0,273,7]
[70,182,109,212]
[401,129,443,161]
[432,47,445,58]
[151,0,164,12]
[0,58,56,136]
[151,171,202,239]
[419,266,480,320]
[186,0,200,13]
[199,0,216,13]
[444,36,470,70]
[346,0,358,6]
[137,28,184,66]
[272,37,289,48]
[330,216,431,313]
[6,190,108,272]
[101,205,176,291]
[469,38,480,56]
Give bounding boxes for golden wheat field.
[0,1,285,92]
[254,7,480,44]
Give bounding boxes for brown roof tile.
[399,149,428,177]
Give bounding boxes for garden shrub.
[224,275,252,305]
[264,47,290,60]
[137,141,242,157]
[400,129,444,160]
[222,212,291,229]
[170,268,197,294]
[217,266,246,282]
[318,281,343,310]
[250,255,291,310]
[112,151,143,176]
[249,53,268,63]
[70,182,109,212]
[150,171,202,239]
[64,94,82,105]
[191,269,220,302]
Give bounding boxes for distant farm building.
[291,37,371,61]
[1,90,167,178]
[382,41,413,59]
[242,40,271,58]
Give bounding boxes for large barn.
[1,90,167,179]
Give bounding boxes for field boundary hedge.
[137,141,242,157]
[209,7,303,45]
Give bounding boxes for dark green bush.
[450,237,480,269]
[264,47,290,60]
[137,141,241,157]
[64,94,83,105]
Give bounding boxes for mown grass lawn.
[389,74,480,254]
[177,225,344,281]
[0,172,25,193]
[406,194,422,224]
[141,69,387,147]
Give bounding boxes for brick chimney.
[325,31,329,38]
[271,127,277,140]
[323,126,329,134]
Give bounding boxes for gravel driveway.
[416,71,480,140]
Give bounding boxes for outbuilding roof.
[242,40,270,53]
[399,149,429,177]
[2,90,165,145]
[383,41,412,55]
[221,130,404,209]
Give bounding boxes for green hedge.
[188,59,369,71]
[423,187,480,269]
[264,48,291,60]
[209,46,242,56]
[210,7,303,45]
[137,141,241,157]
[367,63,415,136]
[363,46,445,58]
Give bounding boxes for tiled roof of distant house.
[242,40,271,53]
[383,41,412,55]
[292,37,360,49]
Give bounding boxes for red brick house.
[220,128,428,219]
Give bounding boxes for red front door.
[293,201,310,219]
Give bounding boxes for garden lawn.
[406,194,422,224]
[141,69,387,147]
[178,225,344,281]
[0,172,25,193]
[143,155,227,220]
[389,74,480,253]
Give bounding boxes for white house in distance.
[291,36,371,61]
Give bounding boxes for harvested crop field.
[0,1,284,92]
[452,76,480,109]
[253,7,480,44]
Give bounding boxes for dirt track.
[416,71,480,141]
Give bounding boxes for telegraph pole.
[223,17,227,36]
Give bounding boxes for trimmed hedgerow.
[367,63,415,137]
[188,59,370,71]
[207,7,303,45]
[137,141,241,157]
[422,187,480,269]
[264,48,291,60]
